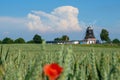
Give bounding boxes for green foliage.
[2,37,14,44]
[61,35,69,41]
[33,34,42,44]
[54,35,69,41]
[112,38,120,44]
[27,40,34,43]
[0,40,2,44]
[14,38,25,43]
[0,44,119,80]
[54,37,62,41]
[100,29,110,42]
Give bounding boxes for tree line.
[0,34,70,44]
[0,29,120,44]
[0,34,43,44]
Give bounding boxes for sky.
[0,0,120,41]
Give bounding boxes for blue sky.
[0,0,120,41]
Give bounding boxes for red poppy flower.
[43,63,63,80]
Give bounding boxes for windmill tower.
[84,26,96,44]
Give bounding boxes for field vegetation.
[0,44,120,80]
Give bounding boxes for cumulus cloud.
[27,6,81,33]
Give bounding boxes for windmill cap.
[87,26,93,30]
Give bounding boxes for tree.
[54,35,69,41]
[54,38,59,41]
[2,37,14,44]
[0,40,2,44]
[33,34,42,43]
[100,29,110,42]
[54,38,62,41]
[14,38,25,43]
[112,38,120,44]
[61,35,69,41]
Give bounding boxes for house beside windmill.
[83,26,96,44]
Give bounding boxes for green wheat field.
[0,44,120,80]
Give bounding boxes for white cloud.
[27,6,81,33]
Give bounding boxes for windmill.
[84,26,96,44]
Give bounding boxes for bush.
[27,40,34,43]
[112,38,120,44]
